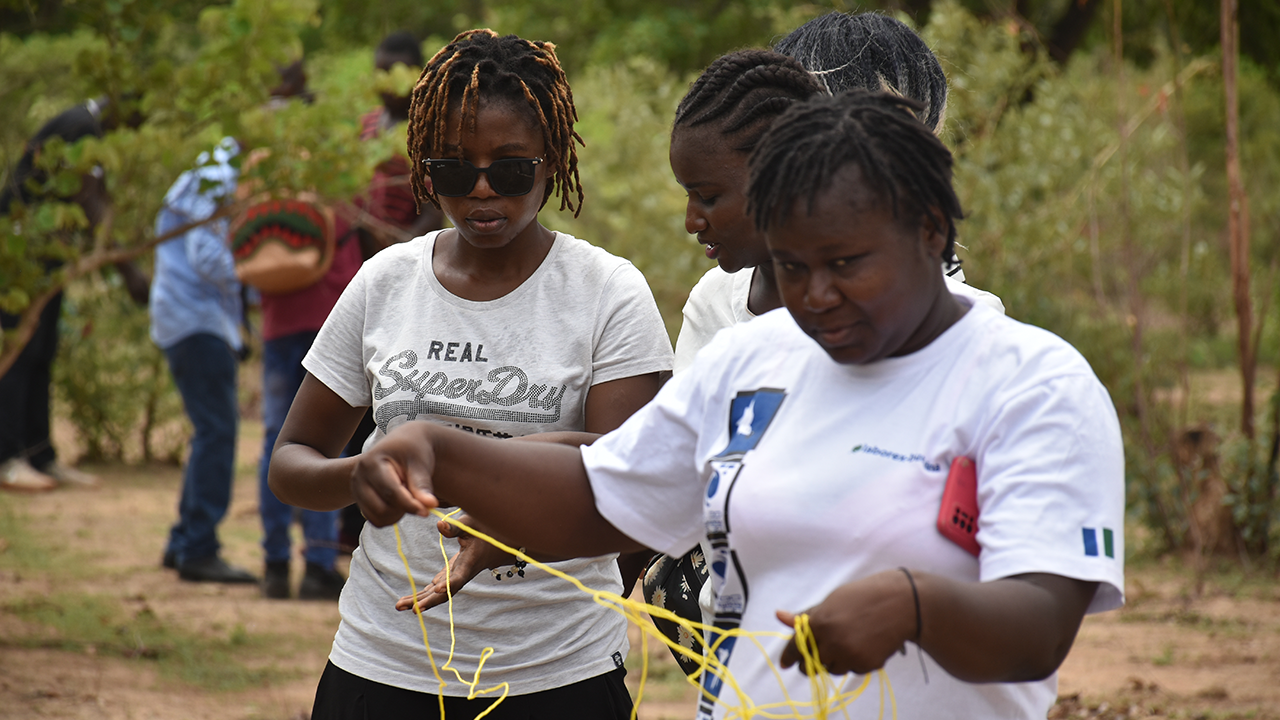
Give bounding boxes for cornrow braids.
[406,29,585,216]
[674,49,824,153]
[747,89,963,263]
[775,12,949,134]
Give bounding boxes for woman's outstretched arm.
[351,419,644,558]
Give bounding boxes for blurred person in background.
[150,135,256,584]
[0,96,148,493]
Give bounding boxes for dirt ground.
[3,419,1280,719]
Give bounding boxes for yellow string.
[393,521,511,719]
[392,510,896,720]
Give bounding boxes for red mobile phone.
[937,457,980,556]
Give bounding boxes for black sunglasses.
[424,157,544,197]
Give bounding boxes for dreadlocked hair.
[774,12,949,134]
[673,49,825,153]
[407,29,585,216]
[747,89,963,264]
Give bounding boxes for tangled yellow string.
[393,510,895,720]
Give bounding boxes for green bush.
[53,273,186,463]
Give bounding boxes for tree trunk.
[1222,0,1255,440]
[1048,0,1104,64]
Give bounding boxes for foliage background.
[3,0,1280,557]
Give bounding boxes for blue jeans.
[163,333,239,564]
[259,330,338,569]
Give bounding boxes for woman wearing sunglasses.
[269,30,671,719]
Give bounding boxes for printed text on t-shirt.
[374,350,567,432]
[426,340,488,362]
[851,444,942,472]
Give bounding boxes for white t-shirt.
[674,266,1006,373]
[304,230,674,695]
[584,304,1125,719]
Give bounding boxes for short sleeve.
[583,363,712,556]
[590,262,673,385]
[303,264,373,407]
[674,268,753,375]
[944,275,1005,315]
[674,285,716,375]
[974,372,1126,614]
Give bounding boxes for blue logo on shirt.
[715,389,787,459]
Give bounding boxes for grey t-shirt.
[304,230,673,695]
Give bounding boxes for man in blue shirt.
[150,137,256,583]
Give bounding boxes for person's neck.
[891,288,968,359]
[433,223,556,302]
[747,263,783,316]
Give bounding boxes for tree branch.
[0,200,243,377]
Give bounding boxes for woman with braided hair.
[672,13,1003,375]
[643,48,825,670]
[269,29,671,719]
[649,35,1004,671]
[351,88,1124,719]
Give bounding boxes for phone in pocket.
[937,456,980,556]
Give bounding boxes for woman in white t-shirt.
[268,30,672,719]
[673,13,1003,374]
[656,33,1006,669]
[348,89,1125,720]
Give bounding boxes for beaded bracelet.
[491,551,528,580]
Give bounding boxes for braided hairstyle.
[407,29,584,216]
[673,49,824,153]
[774,12,948,134]
[747,90,963,263]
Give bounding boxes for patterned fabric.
[642,547,709,676]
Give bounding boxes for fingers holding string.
[351,450,438,527]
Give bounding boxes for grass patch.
[1120,608,1254,636]
[0,492,306,693]
[0,591,298,691]
[0,494,53,573]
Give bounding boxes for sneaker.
[178,556,258,584]
[262,561,291,599]
[41,462,101,488]
[0,459,57,493]
[298,562,345,601]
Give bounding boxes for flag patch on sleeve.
[1082,527,1115,558]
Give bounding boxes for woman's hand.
[777,569,917,676]
[350,421,442,527]
[777,571,1098,683]
[395,514,516,613]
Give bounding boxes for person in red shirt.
[255,60,365,600]
[336,32,447,552]
[352,31,444,256]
